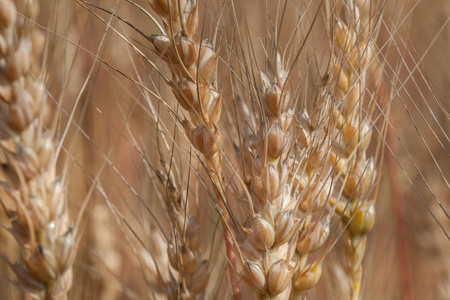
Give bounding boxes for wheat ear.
[234,50,333,298]
[153,163,210,299]
[0,0,76,299]
[235,53,298,299]
[146,0,240,298]
[227,38,341,297]
[327,1,380,298]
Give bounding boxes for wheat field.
[0,0,448,299]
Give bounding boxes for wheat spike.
[0,0,76,299]
[145,0,241,298]
[325,1,381,298]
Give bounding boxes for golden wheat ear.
[0,0,76,299]
[142,0,242,298]
[322,1,383,298]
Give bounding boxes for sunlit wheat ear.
[148,0,223,173]
[229,45,338,298]
[0,0,76,299]
[235,53,297,299]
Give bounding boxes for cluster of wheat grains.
[98,0,388,298]
[0,0,77,299]
[1,0,449,299]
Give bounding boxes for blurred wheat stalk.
[0,0,448,299]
